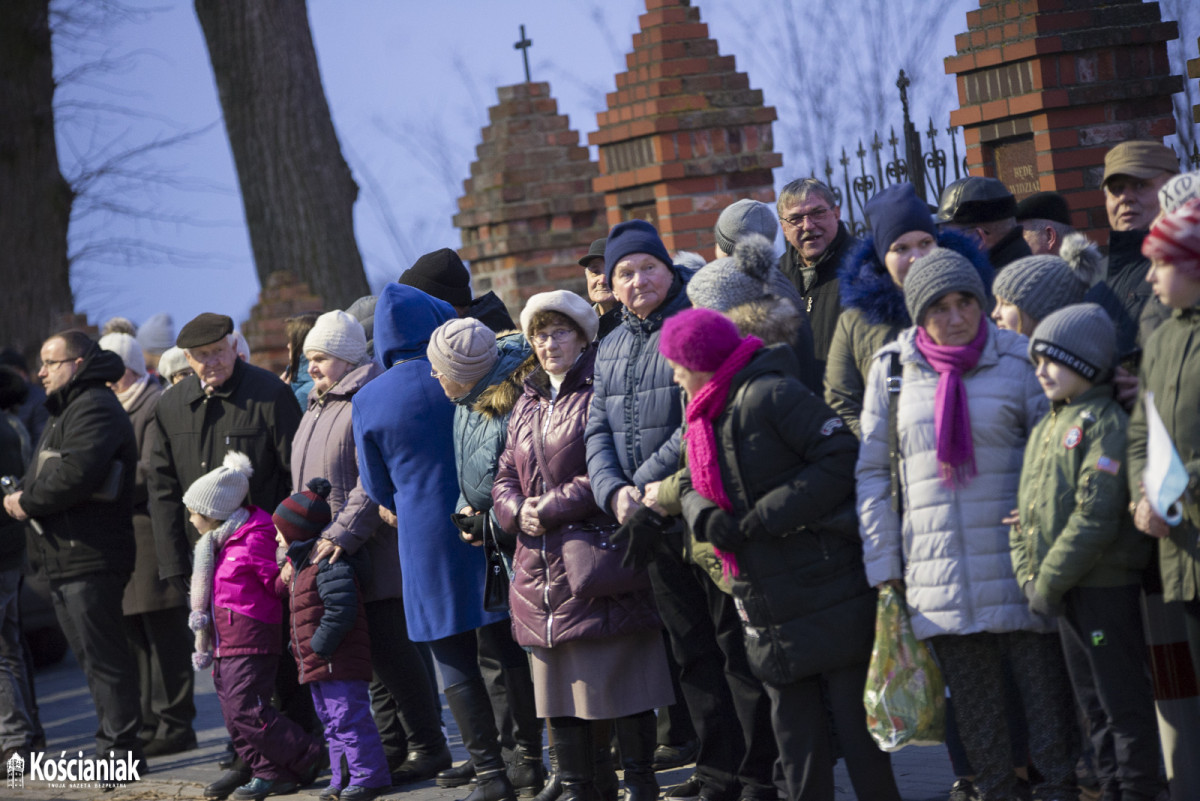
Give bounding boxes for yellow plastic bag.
[863,586,945,751]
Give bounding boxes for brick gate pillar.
[945,0,1181,241]
[454,82,607,319]
[590,0,781,258]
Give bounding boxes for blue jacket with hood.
[353,283,508,641]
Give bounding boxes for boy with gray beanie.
[1011,303,1161,801]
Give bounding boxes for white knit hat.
[231,331,251,362]
[303,310,367,365]
[519,290,599,344]
[183,451,254,521]
[157,347,190,382]
[99,332,146,376]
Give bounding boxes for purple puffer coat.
[292,360,398,603]
[493,348,661,649]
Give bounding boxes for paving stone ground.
[7,651,956,801]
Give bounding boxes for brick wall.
[590,0,781,257]
[240,270,324,375]
[455,82,607,320]
[946,0,1181,241]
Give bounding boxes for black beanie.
[398,248,472,307]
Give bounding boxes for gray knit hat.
[904,247,989,325]
[714,199,778,255]
[137,312,175,354]
[303,310,367,365]
[183,451,254,521]
[992,233,1104,324]
[1028,303,1115,383]
[520,289,599,343]
[157,347,190,382]
[427,317,498,387]
[688,234,776,312]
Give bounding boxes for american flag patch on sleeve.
[1096,456,1121,475]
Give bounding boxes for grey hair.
[777,178,838,216]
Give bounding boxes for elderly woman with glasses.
[493,290,672,801]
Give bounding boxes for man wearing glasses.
[776,179,857,377]
[4,330,144,770]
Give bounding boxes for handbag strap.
[887,351,904,516]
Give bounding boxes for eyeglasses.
[39,358,75,371]
[779,207,830,228]
[531,328,576,346]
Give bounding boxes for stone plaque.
[993,137,1040,200]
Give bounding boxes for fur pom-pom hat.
[183,451,254,521]
[993,232,1104,324]
[687,233,776,312]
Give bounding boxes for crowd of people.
[0,137,1198,801]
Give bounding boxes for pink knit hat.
[1143,197,1200,279]
[659,308,744,372]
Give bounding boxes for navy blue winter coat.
[586,270,691,513]
[353,283,508,641]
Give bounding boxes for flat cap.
[935,177,1017,225]
[1102,141,1178,186]
[1014,191,1072,226]
[176,313,234,349]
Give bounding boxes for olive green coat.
[1011,385,1151,605]
[1128,303,1200,603]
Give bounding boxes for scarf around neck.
[684,336,763,578]
[188,506,250,670]
[914,318,987,489]
[116,372,150,411]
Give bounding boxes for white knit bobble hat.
[98,332,146,376]
[182,451,254,521]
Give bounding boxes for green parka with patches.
[1011,384,1152,605]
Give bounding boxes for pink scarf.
[685,336,763,578]
[914,318,987,489]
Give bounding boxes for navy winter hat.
[603,219,674,283]
[273,477,333,544]
[865,182,936,264]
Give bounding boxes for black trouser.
[649,529,776,799]
[124,605,196,741]
[365,596,446,759]
[931,631,1080,801]
[765,661,900,801]
[656,628,697,747]
[1060,585,1164,800]
[49,572,142,756]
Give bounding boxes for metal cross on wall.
[514,24,532,82]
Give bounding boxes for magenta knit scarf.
[684,336,763,578]
[914,318,987,489]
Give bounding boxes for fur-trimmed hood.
[726,296,801,348]
[457,331,535,420]
[838,228,993,327]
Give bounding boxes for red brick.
[956,32,972,52]
[986,27,1003,45]
[1034,36,1063,55]
[659,22,709,43]
[982,6,1000,24]
[1003,40,1037,61]
[1045,145,1109,170]
[945,53,976,74]
[638,6,690,28]
[981,98,1010,120]
[967,10,982,28]
[963,127,982,146]
[971,30,988,47]
[1003,22,1020,40]
[951,106,984,127]
[1043,170,1082,191]
[1044,105,1106,127]
[976,47,1003,68]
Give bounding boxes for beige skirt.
[530,629,675,720]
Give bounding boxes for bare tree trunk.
[194,0,369,310]
[0,0,74,360]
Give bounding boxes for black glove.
[451,512,487,543]
[1023,580,1060,618]
[700,509,744,551]
[738,508,769,541]
[612,505,669,571]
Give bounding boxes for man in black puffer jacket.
[4,330,143,767]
